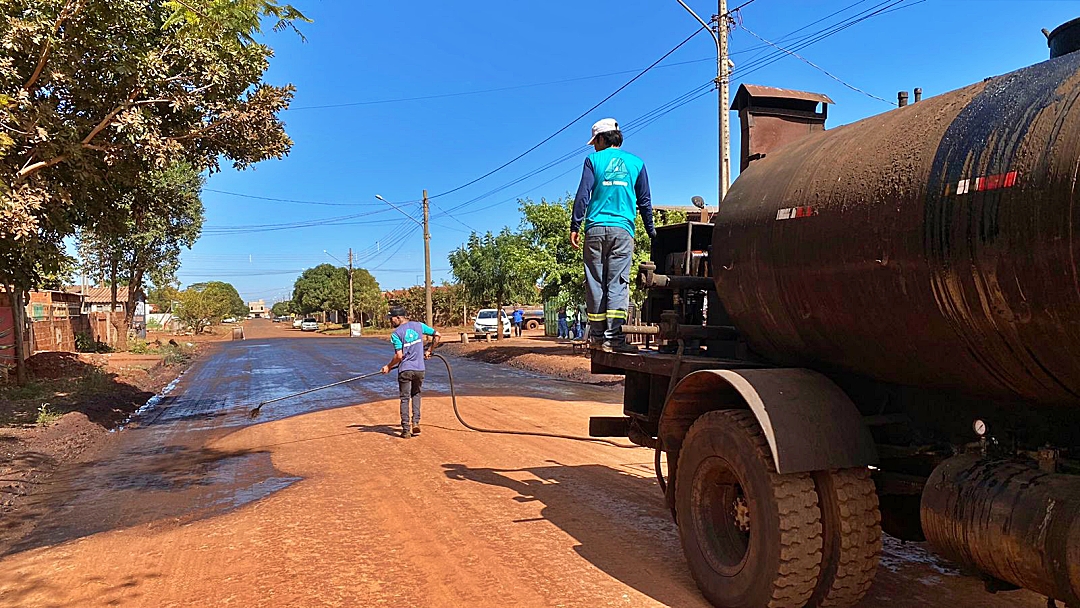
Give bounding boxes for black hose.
[430,353,638,449]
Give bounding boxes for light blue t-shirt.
[391,321,436,373]
[571,147,652,237]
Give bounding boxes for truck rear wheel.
[675,410,823,608]
[808,468,881,607]
[525,319,540,330]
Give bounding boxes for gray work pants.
[583,226,634,344]
[398,370,423,430]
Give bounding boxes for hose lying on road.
[248,352,638,449]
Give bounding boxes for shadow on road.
[0,442,297,557]
[442,460,699,608]
[347,423,401,437]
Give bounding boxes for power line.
[430,80,716,220]
[426,0,921,224]
[729,0,923,82]
[426,26,708,201]
[204,188,393,207]
[738,24,895,105]
[287,47,784,112]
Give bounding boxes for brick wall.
[29,316,91,352]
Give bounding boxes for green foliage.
[0,381,47,401]
[270,300,295,317]
[36,402,62,426]
[79,367,111,393]
[75,331,110,353]
[0,0,304,382]
[389,283,468,327]
[128,338,150,354]
[518,196,687,307]
[449,229,543,312]
[147,283,181,313]
[292,264,384,322]
[78,162,205,349]
[518,196,582,305]
[175,280,244,333]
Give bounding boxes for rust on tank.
[715,51,1080,405]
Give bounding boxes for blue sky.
[178,0,1080,304]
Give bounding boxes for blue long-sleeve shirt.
[571,148,655,237]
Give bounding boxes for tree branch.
[17,156,66,180]
[22,0,86,92]
[168,118,226,141]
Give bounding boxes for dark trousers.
[584,226,634,344]
[398,370,423,430]
[513,321,522,337]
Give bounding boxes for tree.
[147,282,182,313]
[518,195,687,309]
[449,229,543,340]
[292,264,383,322]
[77,162,204,350]
[175,280,244,333]
[0,0,305,381]
[388,283,467,327]
[270,300,294,317]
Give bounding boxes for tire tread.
[812,468,882,607]
[686,410,823,608]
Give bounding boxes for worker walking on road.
[381,305,441,438]
[571,118,655,353]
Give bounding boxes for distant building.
[248,299,268,318]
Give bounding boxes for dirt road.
[0,320,1047,607]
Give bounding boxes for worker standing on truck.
[380,305,441,438]
[571,118,655,352]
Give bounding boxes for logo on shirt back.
[403,328,420,346]
[602,158,630,187]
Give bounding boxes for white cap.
[588,118,619,145]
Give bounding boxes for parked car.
[292,318,304,329]
[300,318,319,332]
[222,317,237,324]
[474,309,511,337]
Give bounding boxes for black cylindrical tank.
[921,454,1080,604]
[714,49,1080,406]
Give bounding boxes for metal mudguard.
[660,368,877,474]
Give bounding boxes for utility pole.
[718,0,731,205]
[676,0,731,209]
[374,191,433,326]
[347,247,354,325]
[422,189,433,327]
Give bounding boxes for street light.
[375,193,433,327]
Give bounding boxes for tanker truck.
[587,17,1080,608]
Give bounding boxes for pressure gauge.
[973,419,988,437]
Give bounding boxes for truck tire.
[525,319,540,331]
[808,468,881,607]
[675,410,823,608]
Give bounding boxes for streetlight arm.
[323,249,346,265]
[375,194,423,226]
[675,0,720,58]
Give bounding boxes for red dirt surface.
[441,332,622,384]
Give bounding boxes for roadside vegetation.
[0,0,307,385]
